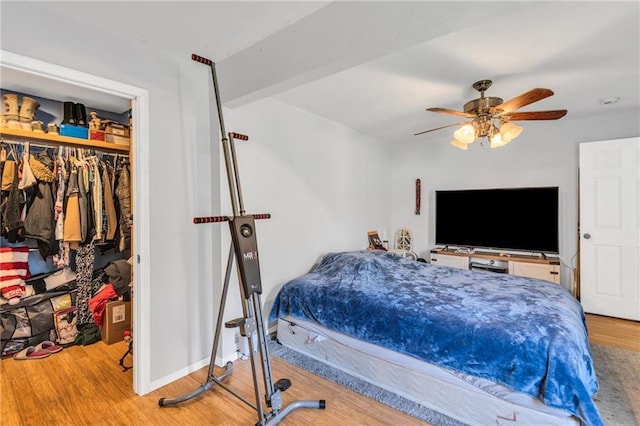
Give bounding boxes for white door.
[579,137,640,320]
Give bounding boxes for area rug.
[269,339,639,425]
[590,344,640,426]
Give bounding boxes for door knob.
[583,233,591,240]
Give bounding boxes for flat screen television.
[435,186,559,254]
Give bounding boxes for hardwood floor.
[585,313,640,352]
[1,313,637,426]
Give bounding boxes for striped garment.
[0,246,30,302]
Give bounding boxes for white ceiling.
[3,1,639,144]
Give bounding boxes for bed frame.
[276,317,579,426]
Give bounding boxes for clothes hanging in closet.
[1,142,130,264]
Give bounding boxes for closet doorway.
[1,50,151,394]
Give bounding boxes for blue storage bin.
[59,124,88,139]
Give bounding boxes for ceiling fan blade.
[414,121,468,136]
[506,110,568,121]
[493,88,554,114]
[427,107,475,118]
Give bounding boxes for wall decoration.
[415,178,421,215]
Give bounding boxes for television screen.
[435,187,559,253]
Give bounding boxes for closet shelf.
[0,126,130,153]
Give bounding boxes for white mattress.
[276,316,579,426]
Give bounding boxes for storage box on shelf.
[89,129,106,141]
[106,134,130,146]
[59,123,88,139]
[104,121,129,137]
[102,120,130,146]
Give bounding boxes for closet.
[0,87,135,361]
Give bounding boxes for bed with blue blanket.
[269,250,602,426]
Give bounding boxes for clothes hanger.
[7,142,18,161]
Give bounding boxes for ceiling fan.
[414,80,567,149]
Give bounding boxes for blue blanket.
[269,250,602,426]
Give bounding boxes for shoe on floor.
[35,340,63,354]
[13,346,51,360]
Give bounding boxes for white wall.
[220,99,391,352]
[390,110,640,291]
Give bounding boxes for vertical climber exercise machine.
[158,54,326,424]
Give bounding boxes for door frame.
[1,50,152,394]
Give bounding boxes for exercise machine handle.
[229,132,248,141]
[193,214,271,224]
[193,216,229,224]
[252,213,271,220]
[191,53,212,65]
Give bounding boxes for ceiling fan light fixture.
[450,139,468,150]
[415,80,566,151]
[490,133,508,148]
[454,123,476,144]
[489,124,507,148]
[499,122,523,143]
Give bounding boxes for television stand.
[429,248,560,284]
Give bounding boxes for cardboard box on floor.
[101,300,131,344]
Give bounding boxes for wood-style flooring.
[1,313,637,425]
